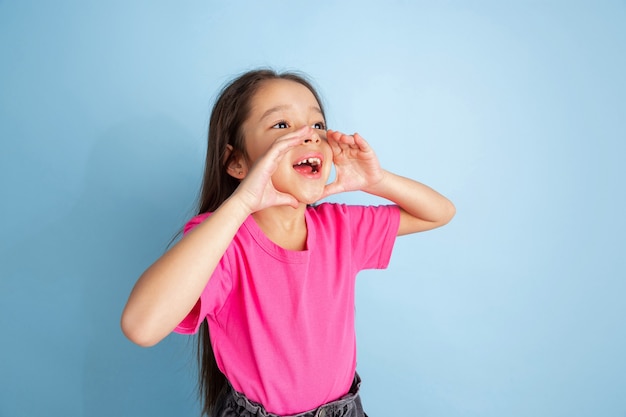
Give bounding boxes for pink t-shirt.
[175,203,400,415]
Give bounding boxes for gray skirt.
[213,374,368,417]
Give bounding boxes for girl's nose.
[303,132,321,144]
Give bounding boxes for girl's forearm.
[364,169,456,235]
[121,195,250,347]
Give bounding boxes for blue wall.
[1,1,625,416]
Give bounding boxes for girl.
[121,69,455,417]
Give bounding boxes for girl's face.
[241,79,333,205]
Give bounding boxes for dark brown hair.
[195,68,325,416]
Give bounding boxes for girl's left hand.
[322,130,386,198]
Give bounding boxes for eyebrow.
[259,105,323,121]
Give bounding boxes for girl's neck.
[252,205,308,251]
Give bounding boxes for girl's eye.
[272,121,289,129]
[313,122,326,130]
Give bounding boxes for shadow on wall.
[1,116,202,417]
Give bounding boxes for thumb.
[321,181,343,200]
[274,191,300,209]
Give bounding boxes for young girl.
[121,69,455,417]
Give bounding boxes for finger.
[326,129,343,142]
[325,131,344,155]
[275,191,300,209]
[325,129,342,145]
[340,132,356,145]
[333,132,371,154]
[275,126,312,148]
[321,181,343,200]
[267,127,311,158]
[352,132,371,151]
[328,129,356,145]
[327,130,351,143]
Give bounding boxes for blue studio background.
[1,1,625,416]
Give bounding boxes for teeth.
[296,157,321,166]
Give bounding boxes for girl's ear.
[223,144,249,180]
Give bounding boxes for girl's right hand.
[232,126,312,213]
[121,127,313,347]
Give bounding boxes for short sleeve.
[175,298,204,334]
[173,212,232,335]
[348,204,401,270]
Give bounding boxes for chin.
[296,190,325,206]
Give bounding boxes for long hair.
[195,68,325,416]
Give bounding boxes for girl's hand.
[233,127,311,212]
[322,130,385,198]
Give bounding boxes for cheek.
[322,155,334,179]
[323,144,334,165]
[242,130,276,162]
[245,137,264,159]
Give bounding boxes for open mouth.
[293,157,322,175]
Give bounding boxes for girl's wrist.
[362,169,390,196]
[219,191,256,220]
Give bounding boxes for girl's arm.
[364,170,455,235]
[121,129,309,347]
[323,130,455,235]
[121,197,249,347]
